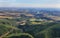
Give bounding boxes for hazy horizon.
[0,0,60,8]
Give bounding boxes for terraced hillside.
[0,19,60,38]
[0,19,22,38]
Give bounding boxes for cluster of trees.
[18,22,60,38]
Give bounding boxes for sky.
[0,0,60,8]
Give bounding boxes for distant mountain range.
[0,7,60,16]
